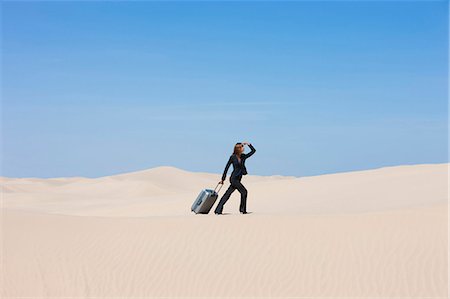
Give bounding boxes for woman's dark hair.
[233,142,243,156]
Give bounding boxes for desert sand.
[1,163,448,298]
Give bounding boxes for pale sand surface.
[1,163,448,297]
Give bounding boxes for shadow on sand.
[193,212,254,216]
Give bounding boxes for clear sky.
[1,1,448,178]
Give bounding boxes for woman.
[214,141,256,215]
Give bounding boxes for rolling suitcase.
[191,183,223,214]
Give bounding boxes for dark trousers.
[214,176,247,213]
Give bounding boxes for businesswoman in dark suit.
[214,142,256,215]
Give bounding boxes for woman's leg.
[214,183,236,213]
[233,179,248,213]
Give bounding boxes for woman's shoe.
[215,212,222,215]
[240,211,248,214]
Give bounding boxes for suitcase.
[191,183,223,214]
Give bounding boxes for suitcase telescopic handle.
[214,182,223,194]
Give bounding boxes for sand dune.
[2,163,447,217]
[1,163,448,297]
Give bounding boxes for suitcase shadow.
[204,212,232,215]
[213,212,253,215]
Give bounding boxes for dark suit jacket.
[221,144,256,181]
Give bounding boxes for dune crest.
[2,163,448,217]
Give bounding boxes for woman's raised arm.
[245,143,256,158]
[244,142,256,159]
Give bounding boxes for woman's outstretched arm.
[221,156,232,182]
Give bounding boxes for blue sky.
[1,1,448,178]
